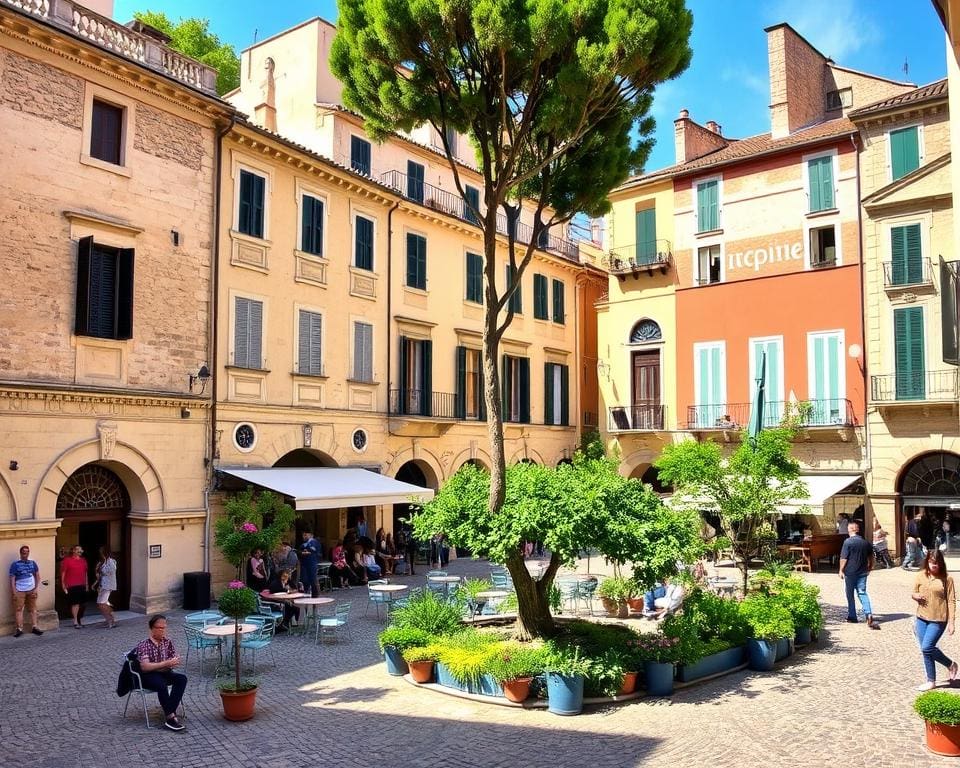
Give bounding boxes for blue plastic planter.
[795,626,812,645]
[435,662,458,689]
[643,661,675,696]
[546,672,584,715]
[383,646,408,676]
[775,637,791,661]
[479,674,502,697]
[676,645,746,683]
[747,639,776,671]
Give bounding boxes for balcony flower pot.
[219,685,258,722]
[795,626,812,646]
[501,677,533,703]
[407,660,435,684]
[643,661,674,696]
[383,646,408,676]
[546,672,584,715]
[618,671,639,696]
[747,639,777,671]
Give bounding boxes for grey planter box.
[676,645,746,682]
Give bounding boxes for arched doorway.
[631,464,672,495]
[393,460,437,562]
[273,449,337,468]
[55,463,131,617]
[272,449,339,555]
[898,452,960,553]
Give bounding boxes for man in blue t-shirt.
[9,544,43,637]
[300,530,322,597]
[839,521,879,629]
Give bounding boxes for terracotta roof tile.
[848,78,948,118]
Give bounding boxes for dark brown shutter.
[74,236,94,335]
[115,247,135,339]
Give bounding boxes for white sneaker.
[917,681,936,691]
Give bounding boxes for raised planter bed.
[435,663,502,697]
[676,645,746,683]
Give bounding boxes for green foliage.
[485,643,547,683]
[435,629,502,685]
[217,585,257,619]
[915,690,960,725]
[389,589,464,636]
[547,620,641,693]
[134,11,240,95]
[378,626,434,654]
[596,576,636,602]
[739,594,795,641]
[630,631,684,665]
[660,613,705,664]
[541,644,591,677]
[681,588,750,647]
[496,592,519,614]
[750,567,823,633]
[402,643,443,663]
[460,578,493,602]
[214,489,296,575]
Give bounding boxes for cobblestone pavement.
[1,556,956,768]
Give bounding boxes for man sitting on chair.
[642,578,685,619]
[133,614,187,731]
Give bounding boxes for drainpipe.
[851,133,871,478]
[204,113,237,573]
[386,199,400,435]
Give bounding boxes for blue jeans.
[903,539,920,568]
[644,585,666,612]
[141,670,187,717]
[915,618,954,682]
[843,572,872,620]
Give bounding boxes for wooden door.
[631,350,661,428]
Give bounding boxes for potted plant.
[403,644,440,683]
[543,647,590,716]
[597,576,632,618]
[487,644,545,703]
[634,630,682,696]
[214,489,295,581]
[739,594,794,672]
[216,581,259,721]
[378,626,433,676]
[915,690,960,756]
[781,580,823,645]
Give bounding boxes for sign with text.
[726,241,803,273]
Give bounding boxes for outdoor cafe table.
[202,622,259,671]
[473,589,510,618]
[427,575,461,599]
[368,584,409,594]
[294,596,336,635]
[268,591,307,601]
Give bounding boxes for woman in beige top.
[911,549,957,690]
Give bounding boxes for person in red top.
[134,614,186,731]
[60,545,89,629]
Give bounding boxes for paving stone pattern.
[0,557,955,767]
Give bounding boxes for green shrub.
[739,594,795,641]
[461,578,493,601]
[485,643,546,683]
[542,643,591,677]
[217,583,258,619]
[661,612,706,664]
[378,626,433,654]
[496,592,519,614]
[776,579,823,633]
[596,576,635,602]
[915,690,960,725]
[582,648,627,697]
[682,588,750,646]
[434,629,501,686]
[389,589,463,636]
[403,643,442,663]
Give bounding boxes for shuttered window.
[398,337,433,415]
[552,279,565,324]
[455,346,484,420]
[894,306,925,400]
[301,194,324,256]
[696,179,719,232]
[407,161,425,203]
[890,223,922,286]
[808,331,843,425]
[544,363,569,425]
[501,355,530,423]
[506,265,522,314]
[533,274,548,319]
[353,321,374,382]
[406,233,427,289]
[297,310,323,376]
[465,252,483,303]
[751,338,783,426]
[90,100,124,165]
[807,155,834,212]
[464,185,480,225]
[75,237,134,340]
[355,215,374,270]
[890,126,920,180]
[238,169,266,239]
[234,297,263,369]
[635,208,657,263]
[693,342,725,427]
[351,136,371,176]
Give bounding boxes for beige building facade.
[0,0,229,631]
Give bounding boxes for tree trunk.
[505,551,558,640]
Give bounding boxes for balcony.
[388,389,458,419]
[871,370,959,405]
[608,404,666,432]
[605,241,672,280]
[378,169,580,261]
[2,0,219,94]
[686,399,856,431]
[883,258,934,290]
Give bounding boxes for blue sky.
[116,0,948,172]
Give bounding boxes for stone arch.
[629,318,662,344]
[876,440,960,494]
[508,447,545,465]
[272,448,339,468]
[36,440,164,519]
[621,447,661,479]
[450,446,493,474]
[386,446,444,487]
[0,471,17,521]
[629,463,672,494]
[896,450,960,496]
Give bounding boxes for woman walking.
[93,546,118,628]
[872,518,893,569]
[60,545,89,628]
[912,549,958,690]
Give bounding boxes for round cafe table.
[294,596,336,636]
[268,591,307,601]
[472,589,510,619]
[368,583,409,593]
[202,622,259,671]
[427,575,462,600]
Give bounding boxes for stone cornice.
[0,384,211,409]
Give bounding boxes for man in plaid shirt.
[133,614,187,731]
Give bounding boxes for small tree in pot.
[216,581,259,720]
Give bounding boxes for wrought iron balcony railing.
[389,389,458,419]
[882,258,934,288]
[608,404,665,431]
[686,399,856,429]
[606,241,672,272]
[870,370,959,402]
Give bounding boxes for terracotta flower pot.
[219,687,257,722]
[600,597,620,617]
[501,677,533,703]
[619,671,638,695]
[626,598,645,614]
[408,660,435,684]
[925,722,960,756]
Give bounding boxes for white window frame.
[228,289,268,370]
[351,204,379,272]
[295,180,329,259]
[294,304,326,377]
[692,174,723,234]
[803,219,843,269]
[693,241,724,286]
[801,148,839,215]
[230,154,273,241]
[748,335,785,405]
[886,121,925,183]
[351,317,376,382]
[806,329,846,412]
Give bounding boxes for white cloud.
[768,0,882,61]
[720,64,768,97]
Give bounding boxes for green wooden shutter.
[891,126,920,180]
[697,180,718,232]
[753,340,781,426]
[507,265,522,313]
[407,161,424,202]
[501,356,510,420]
[895,307,926,399]
[406,234,426,289]
[398,335,409,414]
[355,216,373,270]
[478,356,487,421]
[544,363,554,425]
[552,279,565,324]
[421,340,433,416]
[891,226,907,285]
[466,253,483,303]
[75,236,93,336]
[534,274,547,319]
[519,357,530,423]
[251,173,265,239]
[455,346,467,419]
[635,208,657,263]
[301,195,324,255]
[695,346,709,426]
[465,186,480,225]
[560,364,569,426]
[808,156,834,212]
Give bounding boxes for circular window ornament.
[234,423,257,453]
[351,428,368,453]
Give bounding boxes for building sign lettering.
[727,241,803,272]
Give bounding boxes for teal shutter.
[519,357,530,423]
[810,334,842,424]
[635,208,657,262]
[560,364,569,426]
[895,307,926,399]
[355,216,373,270]
[534,274,547,319]
[407,161,424,202]
[808,156,834,212]
[697,180,718,232]
[465,185,480,225]
[466,253,483,302]
[398,336,409,414]
[421,340,433,416]
[753,340,781,426]
[552,279,565,324]
[501,356,510,420]
[406,234,426,289]
[238,170,265,238]
[891,224,922,285]
[891,126,920,180]
[455,346,466,419]
[544,363,554,425]
[709,346,722,411]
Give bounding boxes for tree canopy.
[214,489,296,577]
[412,451,702,638]
[135,11,240,95]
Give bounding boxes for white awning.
[221,467,435,511]
[780,474,861,516]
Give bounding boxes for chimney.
[674,109,729,164]
[705,121,721,135]
[766,23,828,139]
[253,57,278,133]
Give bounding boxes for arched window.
[56,464,129,513]
[630,319,662,344]
[899,452,960,497]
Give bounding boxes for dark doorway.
[393,462,428,533]
[631,349,662,429]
